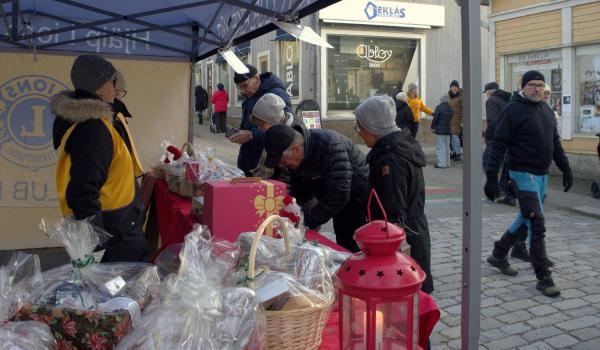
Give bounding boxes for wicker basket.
[248,215,333,350]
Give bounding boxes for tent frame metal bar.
[221,0,279,18]
[199,1,224,53]
[10,0,17,40]
[225,0,259,45]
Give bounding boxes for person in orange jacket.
[406,83,433,138]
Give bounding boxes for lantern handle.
[367,189,390,237]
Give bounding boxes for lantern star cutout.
[376,271,384,278]
[359,269,366,276]
[397,269,403,276]
[345,266,352,272]
[411,266,416,272]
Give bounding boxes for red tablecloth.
[154,183,440,349]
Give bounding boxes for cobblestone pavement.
[429,211,600,350]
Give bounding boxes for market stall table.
[154,180,440,348]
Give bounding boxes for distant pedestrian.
[406,83,432,138]
[394,91,414,130]
[210,83,229,133]
[195,84,208,124]
[448,80,463,161]
[484,70,573,297]
[431,94,453,168]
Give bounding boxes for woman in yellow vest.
[51,54,149,262]
[406,83,433,138]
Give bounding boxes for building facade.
[489,0,600,179]
[194,0,489,145]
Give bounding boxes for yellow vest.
[56,117,136,216]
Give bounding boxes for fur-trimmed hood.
[51,90,113,123]
[52,90,114,150]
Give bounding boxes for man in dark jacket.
[230,64,292,176]
[263,124,369,252]
[394,91,414,129]
[194,84,208,124]
[483,70,573,297]
[483,82,511,144]
[353,95,433,294]
[51,54,149,263]
[431,94,453,168]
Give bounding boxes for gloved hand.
[484,172,499,201]
[562,167,573,192]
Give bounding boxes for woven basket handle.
[247,215,290,289]
[366,189,389,237]
[181,142,195,158]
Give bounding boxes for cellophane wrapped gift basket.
[13,218,160,350]
[116,225,265,350]
[0,252,57,350]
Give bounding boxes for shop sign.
[364,1,406,20]
[356,45,393,67]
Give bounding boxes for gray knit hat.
[71,54,116,93]
[252,93,285,124]
[440,94,449,103]
[354,95,399,136]
[407,83,418,93]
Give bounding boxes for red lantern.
[335,189,426,350]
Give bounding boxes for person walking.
[406,83,432,138]
[483,70,573,297]
[194,84,208,125]
[353,95,433,294]
[210,83,229,133]
[448,80,463,161]
[431,94,453,168]
[51,54,150,262]
[394,91,414,130]
[230,64,292,176]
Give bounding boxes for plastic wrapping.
[117,225,265,350]
[0,253,56,350]
[194,146,244,182]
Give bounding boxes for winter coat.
[407,96,432,122]
[395,100,414,129]
[51,90,146,250]
[483,91,570,176]
[195,85,208,112]
[238,72,292,175]
[448,89,463,135]
[431,102,453,135]
[210,89,229,113]
[366,129,433,294]
[484,89,511,143]
[287,125,369,230]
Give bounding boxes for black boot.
[536,276,561,297]
[487,255,518,276]
[511,241,531,261]
[487,230,521,276]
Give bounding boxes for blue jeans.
[451,134,462,156]
[507,171,547,243]
[435,135,451,167]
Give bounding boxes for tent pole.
[460,2,483,349]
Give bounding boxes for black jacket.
[431,102,453,135]
[483,92,570,176]
[194,85,208,112]
[288,125,369,229]
[395,100,414,129]
[484,89,511,142]
[367,129,433,293]
[238,73,292,175]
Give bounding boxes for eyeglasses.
[353,125,361,133]
[526,82,546,90]
[118,89,128,97]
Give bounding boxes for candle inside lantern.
[363,310,384,349]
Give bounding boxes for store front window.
[326,35,419,111]
[505,50,562,125]
[278,40,300,100]
[575,45,600,134]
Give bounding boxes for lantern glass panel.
[372,293,419,350]
[342,295,367,349]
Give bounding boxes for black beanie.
[521,70,545,88]
[233,64,258,84]
[71,54,116,93]
[450,80,460,88]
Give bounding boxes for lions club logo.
[0,75,68,171]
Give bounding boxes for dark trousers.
[100,227,150,263]
[196,111,204,124]
[214,111,227,132]
[332,193,368,253]
[410,122,419,138]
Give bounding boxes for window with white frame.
[574,45,600,134]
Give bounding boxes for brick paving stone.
[482,287,513,297]
[545,334,579,348]
[497,310,533,323]
[573,338,600,350]
[582,294,600,304]
[501,299,540,312]
[528,304,559,316]
[500,322,533,335]
[481,306,507,318]
[440,325,461,339]
[555,316,600,331]
[557,288,587,299]
[526,312,571,328]
[481,328,509,342]
[563,306,598,318]
[570,327,600,341]
[552,298,589,310]
[485,335,527,350]
[518,342,554,350]
[480,318,505,331]
[522,326,563,342]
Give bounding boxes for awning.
[0,0,340,60]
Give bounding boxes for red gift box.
[203,178,287,241]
